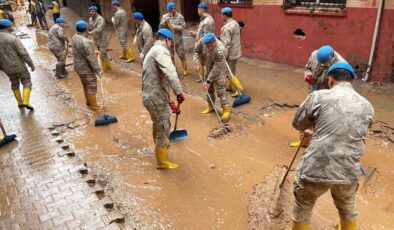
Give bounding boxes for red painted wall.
[209,4,394,82]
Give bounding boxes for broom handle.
[0,121,7,136]
[97,51,105,115]
[173,102,180,132]
[279,135,305,188]
[224,56,242,94]
[198,73,228,133]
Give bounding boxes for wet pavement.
[1,6,394,230]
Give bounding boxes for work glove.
[111,17,115,24]
[177,93,185,104]
[305,74,314,85]
[170,102,180,114]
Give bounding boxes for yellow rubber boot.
[126,48,135,63]
[119,49,127,59]
[231,76,243,98]
[87,94,102,110]
[289,221,310,230]
[22,88,34,110]
[338,219,356,230]
[182,60,188,76]
[106,59,111,70]
[35,22,40,28]
[155,144,179,170]
[83,90,89,106]
[202,103,214,114]
[290,131,311,147]
[101,60,108,72]
[13,90,23,107]
[221,106,230,121]
[226,79,232,91]
[0,136,3,141]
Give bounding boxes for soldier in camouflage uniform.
[220,7,244,98]
[48,17,69,78]
[159,2,188,76]
[194,33,230,121]
[72,20,102,110]
[290,45,347,148]
[142,29,185,170]
[290,63,374,230]
[195,2,214,82]
[0,19,35,111]
[88,6,110,72]
[132,12,153,64]
[111,1,134,63]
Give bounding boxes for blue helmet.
[89,6,98,11]
[167,2,175,10]
[112,1,120,6]
[55,17,65,23]
[76,20,88,30]
[316,45,334,64]
[221,7,232,13]
[133,12,144,20]
[198,3,208,9]
[0,19,12,27]
[203,33,216,44]
[157,28,173,40]
[328,62,356,79]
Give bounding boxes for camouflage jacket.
[196,14,215,42]
[292,82,374,184]
[48,24,68,51]
[71,32,101,75]
[0,29,34,74]
[113,7,128,37]
[159,12,185,45]
[142,40,183,110]
[193,38,227,82]
[305,50,347,90]
[134,20,153,56]
[220,19,241,60]
[89,14,109,48]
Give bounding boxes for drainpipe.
[363,0,385,82]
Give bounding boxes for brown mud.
[8,7,394,229]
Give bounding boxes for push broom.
[0,120,17,147]
[94,53,118,126]
[224,58,251,107]
[169,102,188,142]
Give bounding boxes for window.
[218,0,253,6]
[283,0,346,10]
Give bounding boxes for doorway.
[133,0,160,31]
[182,0,199,22]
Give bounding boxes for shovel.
[169,102,188,142]
[0,120,17,147]
[224,59,251,107]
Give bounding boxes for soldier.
[159,2,188,76]
[111,1,134,63]
[220,7,244,98]
[290,63,374,230]
[88,6,110,72]
[194,33,230,121]
[142,28,185,170]
[132,12,153,63]
[290,45,347,147]
[0,19,35,110]
[48,17,69,78]
[34,0,48,30]
[71,20,102,110]
[195,2,214,82]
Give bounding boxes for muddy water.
[11,7,394,229]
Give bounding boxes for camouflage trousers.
[7,71,32,90]
[292,176,358,225]
[116,31,128,49]
[170,43,186,61]
[49,48,66,64]
[146,108,171,148]
[207,76,229,108]
[78,74,97,95]
[226,59,237,79]
[97,46,109,61]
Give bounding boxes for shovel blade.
[233,94,251,107]
[169,129,188,142]
[95,114,118,126]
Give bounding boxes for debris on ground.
[208,123,246,139]
[368,120,394,145]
